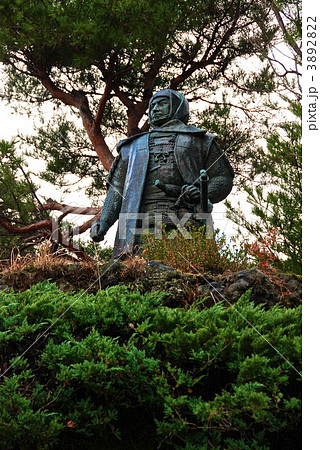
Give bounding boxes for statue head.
[148,89,189,127]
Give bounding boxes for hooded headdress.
[148,89,189,127]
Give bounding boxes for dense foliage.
[0,140,49,259]
[0,282,301,449]
[226,100,302,274]
[0,0,301,179]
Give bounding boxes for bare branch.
[63,213,101,239]
[38,201,101,216]
[95,53,118,127]
[34,65,114,171]
[267,0,301,59]
[0,216,52,235]
[0,213,96,262]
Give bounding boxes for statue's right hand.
[90,221,109,242]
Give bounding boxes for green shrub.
[0,281,301,449]
[143,226,248,274]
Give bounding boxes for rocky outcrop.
[98,260,301,308]
[198,267,301,308]
[1,259,301,308]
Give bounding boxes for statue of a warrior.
[90,89,234,258]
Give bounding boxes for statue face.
[149,96,171,126]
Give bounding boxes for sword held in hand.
[199,169,209,213]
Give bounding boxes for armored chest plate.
[144,133,183,188]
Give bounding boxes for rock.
[0,257,302,309]
[274,273,302,307]
[197,281,224,302]
[218,268,281,307]
[96,259,185,305]
[136,262,301,308]
[143,260,181,282]
[99,259,127,288]
[65,263,81,274]
[141,261,184,305]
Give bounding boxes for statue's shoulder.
[115,125,215,154]
[204,133,219,151]
[178,124,216,141]
[179,124,205,134]
[189,130,218,152]
[117,132,148,151]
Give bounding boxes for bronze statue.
[90,89,234,257]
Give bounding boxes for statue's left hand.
[182,185,200,204]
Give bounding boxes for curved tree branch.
[39,200,101,216]
[268,0,301,59]
[0,216,53,235]
[0,208,100,262]
[35,65,114,171]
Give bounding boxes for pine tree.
[226,99,302,274]
[0,140,47,258]
[0,0,289,174]
[0,0,302,258]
